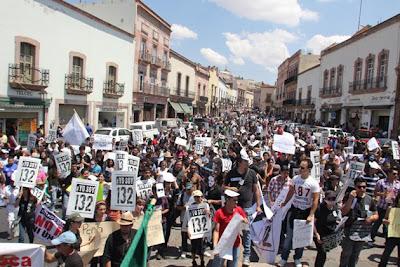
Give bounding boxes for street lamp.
[40,90,47,136]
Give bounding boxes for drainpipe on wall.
[391,65,400,139]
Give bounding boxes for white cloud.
[306,34,350,54]
[200,48,228,66]
[209,0,318,27]
[223,29,298,73]
[231,56,245,65]
[317,0,335,2]
[171,24,198,40]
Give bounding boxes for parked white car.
[94,127,131,143]
[129,121,160,139]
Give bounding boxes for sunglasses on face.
[357,185,366,189]
[326,197,336,201]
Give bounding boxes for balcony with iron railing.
[103,81,124,98]
[284,75,297,85]
[137,82,170,97]
[319,86,342,98]
[139,51,151,63]
[282,98,296,105]
[151,56,163,68]
[295,98,315,106]
[199,96,208,103]
[170,88,195,99]
[8,63,49,91]
[65,74,93,95]
[162,60,171,71]
[349,76,387,94]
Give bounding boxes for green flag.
[120,201,155,267]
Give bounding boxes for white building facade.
[0,0,135,144]
[296,64,320,124]
[317,15,400,133]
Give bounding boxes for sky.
[71,0,400,84]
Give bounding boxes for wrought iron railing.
[8,63,49,90]
[65,74,93,94]
[349,76,387,93]
[103,81,124,98]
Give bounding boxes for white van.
[155,118,183,130]
[315,127,344,138]
[129,121,159,139]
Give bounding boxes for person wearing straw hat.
[103,211,136,267]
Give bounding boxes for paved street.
[0,207,397,267]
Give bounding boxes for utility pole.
[357,0,363,30]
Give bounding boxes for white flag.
[63,112,89,145]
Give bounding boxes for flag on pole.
[120,200,156,267]
[62,112,89,145]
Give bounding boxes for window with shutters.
[72,56,83,88]
[377,50,389,88]
[19,42,35,83]
[337,65,343,89]
[329,68,336,88]
[365,54,375,87]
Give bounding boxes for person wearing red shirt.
[212,189,247,267]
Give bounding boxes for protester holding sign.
[16,187,37,243]
[280,158,320,267]
[103,212,136,267]
[379,192,400,267]
[187,190,211,267]
[339,177,378,267]
[212,189,247,267]
[313,190,342,267]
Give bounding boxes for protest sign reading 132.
[111,172,136,211]
[67,179,99,218]
[187,203,211,240]
[54,152,71,178]
[16,157,41,188]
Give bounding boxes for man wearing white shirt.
[4,179,19,240]
[280,159,320,267]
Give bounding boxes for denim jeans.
[242,207,254,260]
[339,237,364,267]
[18,221,34,243]
[212,246,240,267]
[281,211,304,261]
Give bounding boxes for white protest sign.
[321,131,329,148]
[0,243,45,267]
[367,137,380,151]
[222,158,233,172]
[156,183,165,198]
[195,139,204,155]
[293,219,313,249]
[310,151,321,182]
[297,139,307,147]
[93,135,113,151]
[15,156,41,188]
[258,182,273,219]
[115,151,128,171]
[195,137,212,147]
[54,152,71,178]
[344,146,354,155]
[187,202,211,240]
[132,130,144,145]
[136,179,155,200]
[179,127,187,138]
[46,129,57,143]
[30,184,47,203]
[117,139,128,151]
[272,132,295,155]
[348,161,365,180]
[104,152,116,162]
[127,155,140,177]
[67,178,99,218]
[111,171,136,211]
[27,134,37,151]
[34,204,64,244]
[175,137,187,147]
[133,209,165,246]
[214,213,244,260]
[314,132,322,146]
[392,141,400,160]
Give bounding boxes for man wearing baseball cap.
[44,231,83,267]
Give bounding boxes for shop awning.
[169,101,184,114]
[180,103,193,114]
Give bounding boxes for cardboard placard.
[388,208,400,238]
[15,156,41,188]
[46,129,57,143]
[136,179,155,200]
[93,135,113,151]
[175,137,187,147]
[392,141,400,160]
[156,183,165,198]
[67,178,99,218]
[0,243,45,267]
[79,221,119,257]
[132,130,144,145]
[272,132,295,155]
[33,204,64,244]
[133,209,165,246]
[187,202,211,239]
[292,219,313,249]
[27,134,37,151]
[111,171,137,211]
[54,152,71,178]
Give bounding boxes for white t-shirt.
[292,175,320,210]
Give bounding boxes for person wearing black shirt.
[314,191,342,267]
[103,212,136,267]
[224,150,261,266]
[16,187,37,243]
[75,145,90,169]
[45,231,83,267]
[339,177,378,267]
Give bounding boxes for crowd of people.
[0,112,399,267]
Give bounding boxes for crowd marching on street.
[1,111,400,267]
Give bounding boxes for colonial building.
[252,83,275,114]
[77,0,172,122]
[317,14,400,135]
[296,64,319,124]
[276,50,319,119]
[208,67,220,116]
[1,0,135,145]
[194,64,209,116]
[168,50,196,119]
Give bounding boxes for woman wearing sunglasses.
[313,190,342,267]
